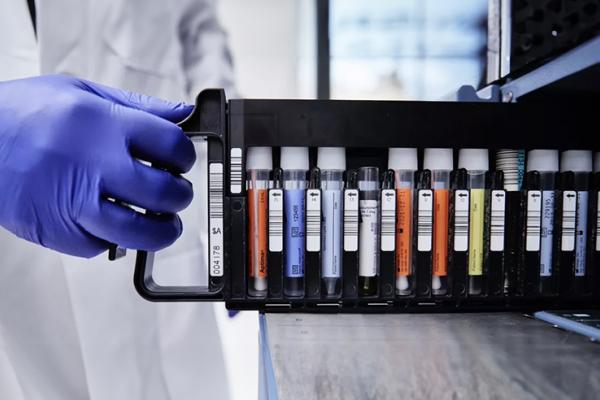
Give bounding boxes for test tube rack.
[131,89,600,312]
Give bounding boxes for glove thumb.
[76,78,193,123]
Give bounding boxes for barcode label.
[526,191,542,252]
[306,189,321,252]
[209,163,224,277]
[596,193,600,252]
[454,190,469,251]
[490,190,506,252]
[381,189,396,251]
[230,148,242,194]
[540,191,555,276]
[268,189,283,252]
[575,192,589,277]
[561,190,576,251]
[417,190,433,252]
[344,189,359,251]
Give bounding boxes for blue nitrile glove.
[0,75,196,257]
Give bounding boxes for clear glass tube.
[321,170,344,297]
[247,169,270,297]
[431,170,451,295]
[283,169,307,297]
[358,167,380,297]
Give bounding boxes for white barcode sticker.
[561,190,577,251]
[344,189,359,251]
[417,190,433,252]
[381,189,396,251]
[490,190,506,252]
[596,193,600,252]
[454,190,469,251]
[230,148,242,194]
[526,190,542,252]
[306,189,321,252]
[268,189,283,252]
[209,163,224,277]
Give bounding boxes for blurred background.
[214,1,488,399]
[218,0,487,101]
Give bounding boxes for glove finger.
[103,159,194,214]
[80,199,183,251]
[76,78,193,122]
[121,106,197,174]
[53,229,110,259]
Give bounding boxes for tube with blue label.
[526,150,559,295]
[282,147,309,298]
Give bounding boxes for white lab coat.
[0,1,236,399]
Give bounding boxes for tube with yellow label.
[459,149,489,296]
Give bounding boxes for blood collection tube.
[459,149,489,295]
[526,150,559,294]
[282,147,309,298]
[246,147,272,297]
[388,148,417,296]
[425,148,453,296]
[318,147,345,298]
[561,150,592,287]
[358,166,380,296]
[496,149,525,295]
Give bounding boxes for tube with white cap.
[281,147,309,298]
[459,149,489,295]
[561,150,592,283]
[246,147,272,297]
[389,148,417,295]
[318,147,345,297]
[526,150,559,294]
[425,149,453,296]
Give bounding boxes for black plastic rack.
[129,89,600,312]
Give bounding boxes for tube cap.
[526,149,559,172]
[388,148,418,171]
[317,147,346,170]
[246,147,272,170]
[458,149,489,171]
[561,150,592,172]
[594,152,600,173]
[280,147,309,170]
[424,148,453,171]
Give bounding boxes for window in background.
[330,0,488,100]
[218,0,316,99]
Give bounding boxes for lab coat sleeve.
[179,0,238,100]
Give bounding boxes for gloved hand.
[0,75,196,257]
